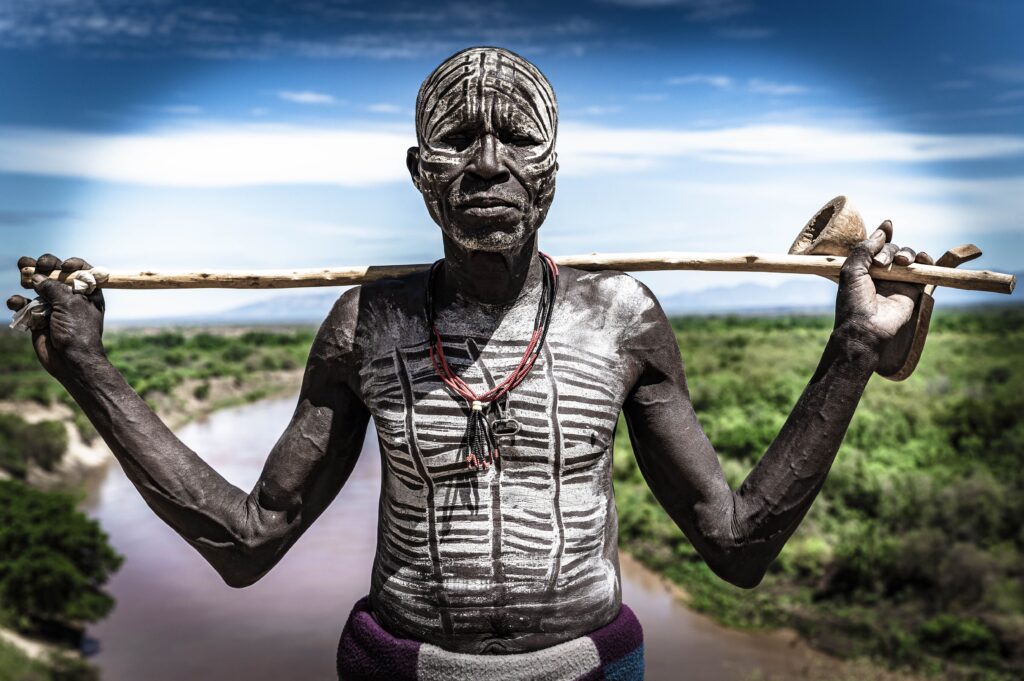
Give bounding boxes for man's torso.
[349,267,653,653]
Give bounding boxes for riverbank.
[613,311,1024,681]
[0,327,312,677]
[82,393,920,681]
[3,315,1017,680]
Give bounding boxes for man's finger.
[34,253,63,276]
[877,219,893,243]
[32,274,73,304]
[18,256,36,289]
[61,257,93,273]
[915,251,934,265]
[873,243,898,267]
[893,247,917,266]
[842,231,887,284]
[87,288,106,314]
[6,295,30,312]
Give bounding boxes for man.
[9,47,936,680]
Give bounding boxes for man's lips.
[456,195,521,209]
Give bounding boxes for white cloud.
[277,90,336,105]
[558,122,1024,167]
[367,103,404,114]
[668,74,733,89]
[1,122,1022,189]
[668,75,807,95]
[578,105,624,116]
[746,79,806,95]
[0,125,412,187]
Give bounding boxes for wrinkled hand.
[835,221,934,368]
[7,254,106,380]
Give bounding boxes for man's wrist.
[64,345,111,378]
[829,322,881,372]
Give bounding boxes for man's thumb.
[32,274,73,304]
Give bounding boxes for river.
[83,395,827,681]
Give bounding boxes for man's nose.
[466,134,510,182]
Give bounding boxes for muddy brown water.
[83,395,826,681]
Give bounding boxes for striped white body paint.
[355,268,654,650]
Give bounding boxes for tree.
[0,481,122,628]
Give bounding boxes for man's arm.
[13,263,370,587]
[621,226,921,588]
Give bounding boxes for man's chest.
[358,330,632,486]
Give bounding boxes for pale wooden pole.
[20,252,1017,295]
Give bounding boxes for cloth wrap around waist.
[337,597,644,681]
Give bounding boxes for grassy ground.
[614,308,1024,681]
[0,635,98,681]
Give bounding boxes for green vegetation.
[0,480,123,629]
[0,636,99,681]
[0,327,315,478]
[0,326,313,676]
[614,308,1024,680]
[0,415,66,479]
[0,327,314,407]
[2,314,1019,678]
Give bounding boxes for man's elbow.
[196,536,273,589]
[703,549,769,589]
[220,567,263,589]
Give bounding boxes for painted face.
[412,47,558,252]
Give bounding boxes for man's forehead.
[416,47,557,141]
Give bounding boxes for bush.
[0,481,122,627]
[615,309,1024,679]
[0,414,68,478]
[920,614,1001,663]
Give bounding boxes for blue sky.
[1,0,1021,319]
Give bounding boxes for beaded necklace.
[425,253,559,471]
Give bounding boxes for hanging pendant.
[490,396,521,440]
[465,400,497,471]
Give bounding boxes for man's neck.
[440,234,542,308]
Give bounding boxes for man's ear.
[406,146,422,189]
[553,151,559,173]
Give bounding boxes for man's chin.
[443,220,532,253]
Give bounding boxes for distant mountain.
[658,272,1020,314]
[215,290,342,323]
[117,272,1019,325]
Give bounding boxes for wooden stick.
[21,252,1016,294]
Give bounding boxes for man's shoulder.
[559,265,662,320]
[325,270,428,320]
[315,271,429,357]
[558,266,674,359]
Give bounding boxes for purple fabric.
[336,597,644,680]
[336,597,420,681]
[588,603,642,664]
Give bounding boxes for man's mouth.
[458,195,520,209]
[455,195,523,219]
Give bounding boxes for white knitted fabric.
[416,636,601,681]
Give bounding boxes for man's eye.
[500,131,540,147]
[440,133,474,151]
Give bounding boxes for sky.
[1,0,1021,320]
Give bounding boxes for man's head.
[407,47,558,253]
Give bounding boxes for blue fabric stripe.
[602,647,644,681]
